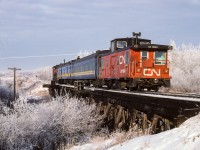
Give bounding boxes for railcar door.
[111,55,117,78]
[105,57,110,78]
[130,50,137,77]
[99,57,106,78]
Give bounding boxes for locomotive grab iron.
[52,32,173,92]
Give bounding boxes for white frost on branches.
[0,95,99,150]
[169,40,200,93]
[76,50,94,58]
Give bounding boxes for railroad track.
[52,83,200,99]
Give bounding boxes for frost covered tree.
[35,67,52,81]
[169,41,200,93]
[0,95,99,150]
[76,50,94,58]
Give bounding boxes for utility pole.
[8,67,21,101]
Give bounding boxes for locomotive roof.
[97,38,172,58]
[111,37,172,49]
[111,37,151,43]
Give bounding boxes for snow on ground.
[109,114,200,150]
[0,69,51,102]
[71,138,116,150]
[70,114,200,150]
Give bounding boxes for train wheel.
[130,86,137,91]
[147,87,151,91]
[107,85,112,89]
[153,86,159,92]
[137,85,144,91]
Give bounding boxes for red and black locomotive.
[52,32,172,91]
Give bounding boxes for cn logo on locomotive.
[119,55,125,65]
[143,69,161,76]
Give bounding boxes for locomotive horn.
[133,32,141,45]
[133,32,141,37]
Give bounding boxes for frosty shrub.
[77,50,93,58]
[0,95,99,150]
[0,85,13,106]
[34,67,52,81]
[169,41,200,93]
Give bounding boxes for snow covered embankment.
[109,114,200,150]
[71,114,200,150]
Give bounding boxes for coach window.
[80,66,83,72]
[141,51,148,61]
[90,64,92,70]
[87,64,89,70]
[79,66,81,72]
[125,51,129,64]
[155,51,166,65]
[89,64,91,70]
[117,41,127,49]
[84,65,86,71]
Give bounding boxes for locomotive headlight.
[154,78,159,84]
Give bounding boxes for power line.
[0,53,79,60]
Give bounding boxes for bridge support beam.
[114,106,124,129]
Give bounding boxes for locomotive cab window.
[155,51,166,65]
[141,51,148,61]
[117,41,127,49]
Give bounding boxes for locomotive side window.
[101,58,104,69]
[111,42,115,52]
[117,41,127,49]
[141,51,148,61]
[125,51,129,64]
[155,51,166,65]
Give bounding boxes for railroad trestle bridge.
[44,83,200,133]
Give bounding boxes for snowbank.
[109,114,200,150]
[70,114,200,150]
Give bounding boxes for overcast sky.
[0,0,199,71]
